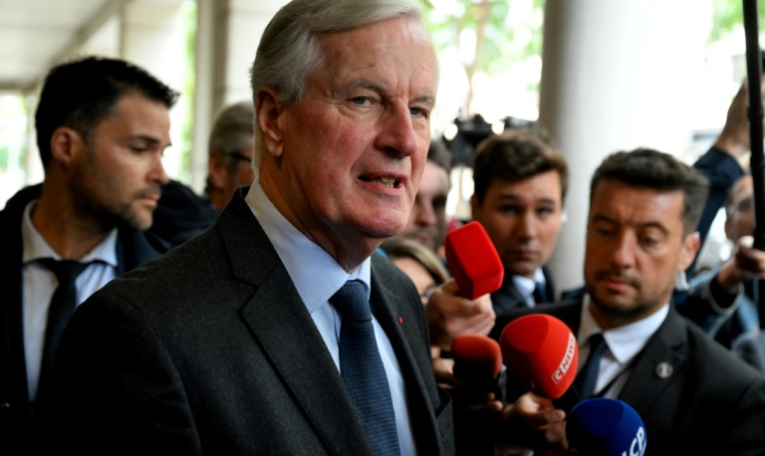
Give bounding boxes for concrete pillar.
[539,0,712,291]
[189,0,289,192]
[120,0,188,181]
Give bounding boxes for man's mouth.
[359,176,401,188]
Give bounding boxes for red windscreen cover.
[444,221,504,300]
[499,314,579,399]
[451,333,503,377]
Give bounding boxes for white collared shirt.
[577,294,669,398]
[21,200,118,401]
[245,179,416,456]
[512,268,547,307]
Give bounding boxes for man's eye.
[410,107,429,118]
[499,206,521,214]
[350,97,370,106]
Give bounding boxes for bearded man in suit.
[495,148,765,456]
[41,0,463,455]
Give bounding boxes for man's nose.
[375,104,418,157]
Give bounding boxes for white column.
[539,0,712,291]
[189,0,289,192]
[120,0,188,181]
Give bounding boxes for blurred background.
[0,0,761,288]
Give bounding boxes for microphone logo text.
[551,333,576,384]
[622,426,646,456]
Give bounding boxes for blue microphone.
[567,398,647,456]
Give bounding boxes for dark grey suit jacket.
[0,184,166,453]
[43,188,454,455]
[496,301,765,456]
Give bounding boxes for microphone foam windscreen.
[567,398,647,456]
[444,221,504,300]
[452,333,503,377]
[499,314,578,399]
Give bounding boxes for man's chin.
[504,260,541,279]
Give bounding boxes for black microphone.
[567,398,647,456]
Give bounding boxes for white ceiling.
[0,0,125,92]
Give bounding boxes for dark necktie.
[35,258,91,403]
[574,333,607,400]
[329,281,401,456]
[532,282,548,304]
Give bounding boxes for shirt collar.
[578,293,669,365]
[21,200,118,266]
[244,179,371,314]
[511,267,546,298]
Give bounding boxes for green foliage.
[424,0,545,76]
[710,0,765,43]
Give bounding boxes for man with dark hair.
[44,0,459,454]
[399,139,452,253]
[0,56,177,450]
[470,129,569,324]
[496,148,765,456]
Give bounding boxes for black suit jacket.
[496,301,765,456]
[0,184,166,452]
[43,188,454,455]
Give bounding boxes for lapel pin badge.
[655,362,673,379]
[398,316,403,324]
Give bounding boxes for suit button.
[0,402,9,409]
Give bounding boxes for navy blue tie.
[36,258,91,404]
[533,282,548,304]
[574,333,607,400]
[330,281,401,456]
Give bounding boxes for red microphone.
[451,333,507,402]
[444,221,504,299]
[499,314,578,399]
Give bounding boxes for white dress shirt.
[245,179,417,456]
[512,268,547,307]
[577,294,669,398]
[21,200,118,401]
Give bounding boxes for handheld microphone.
[444,221,504,299]
[499,314,578,399]
[451,333,507,402]
[567,398,647,456]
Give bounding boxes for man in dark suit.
[0,57,176,452]
[495,148,765,455]
[469,129,568,321]
[44,1,457,455]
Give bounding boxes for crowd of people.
[2,0,765,454]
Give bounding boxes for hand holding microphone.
[427,222,504,350]
[495,314,578,453]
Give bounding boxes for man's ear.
[256,87,285,158]
[470,194,480,219]
[207,151,229,190]
[49,127,84,167]
[678,231,701,271]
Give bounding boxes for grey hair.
[208,101,255,155]
[249,0,426,167]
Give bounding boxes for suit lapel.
[369,255,441,455]
[617,308,688,416]
[0,186,38,423]
[220,190,372,456]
